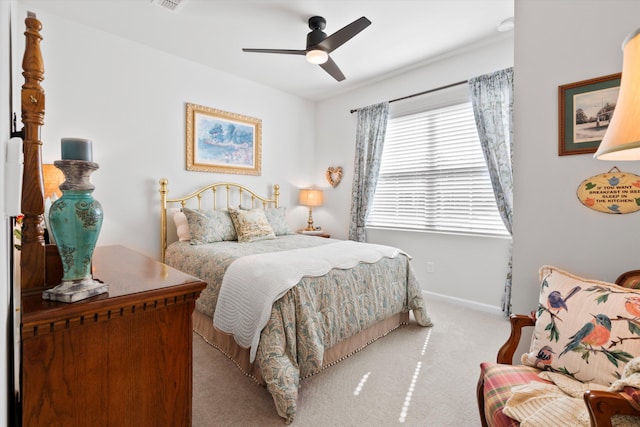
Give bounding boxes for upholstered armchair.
[477,267,640,427]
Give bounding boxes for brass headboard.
[158,178,280,262]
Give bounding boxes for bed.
[159,181,432,423]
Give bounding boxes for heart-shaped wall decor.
[326,166,343,188]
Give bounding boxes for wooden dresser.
[21,245,206,427]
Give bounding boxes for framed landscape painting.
[186,103,262,175]
[558,73,621,156]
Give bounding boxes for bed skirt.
[192,308,410,385]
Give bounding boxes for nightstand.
[298,231,331,238]
[21,245,206,427]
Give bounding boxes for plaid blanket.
[480,361,640,427]
[479,362,549,427]
[625,387,640,411]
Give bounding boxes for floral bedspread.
[165,235,431,423]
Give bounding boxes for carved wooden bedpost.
[20,13,46,292]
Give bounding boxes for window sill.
[365,226,512,240]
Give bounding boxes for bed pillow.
[183,208,237,244]
[264,207,294,236]
[237,206,294,236]
[172,208,190,242]
[522,265,640,386]
[228,207,276,243]
[213,210,238,241]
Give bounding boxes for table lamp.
[299,188,324,231]
[594,28,640,160]
[42,163,65,244]
[43,163,64,199]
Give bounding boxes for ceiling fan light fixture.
[306,49,328,64]
[242,16,371,81]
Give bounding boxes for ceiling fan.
[242,16,371,82]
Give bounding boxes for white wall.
[13,5,316,261]
[512,0,640,314]
[314,35,514,309]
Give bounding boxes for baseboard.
[422,290,504,316]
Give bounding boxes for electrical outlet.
[426,262,434,273]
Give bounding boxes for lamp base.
[305,206,316,231]
[43,278,108,303]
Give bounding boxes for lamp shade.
[43,163,64,199]
[594,28,640,160]
[299,188,324,207]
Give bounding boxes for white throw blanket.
[213,240,407,362]
[504,365,640,426]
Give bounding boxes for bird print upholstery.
[522,266,640,386]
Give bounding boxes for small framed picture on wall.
[558,73,621,156]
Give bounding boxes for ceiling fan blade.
[316,16,371,53]
[319,56,345,82]
[242,48,306,55]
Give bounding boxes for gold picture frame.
[186,103,262,175]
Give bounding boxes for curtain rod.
[349,79,469,114]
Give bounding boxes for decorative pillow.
[212,210,238,241]
[264,207,294,236]
[237,205,293,236]
[228,207,276,243]
[183,208,237,244]
[522,265,640,386]
[171,208,190,242]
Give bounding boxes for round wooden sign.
[577,169,640,214]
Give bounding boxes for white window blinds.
[367,101,509,236]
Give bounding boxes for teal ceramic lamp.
[43,138,107,303]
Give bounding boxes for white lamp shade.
[299,188,324,207]
[305,49,328,65]
[594,28,640,160]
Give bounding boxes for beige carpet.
[192,297,510,426]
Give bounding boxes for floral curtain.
[469,67,514,315]
[348,102,389,242]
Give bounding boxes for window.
[367,98,509,236]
